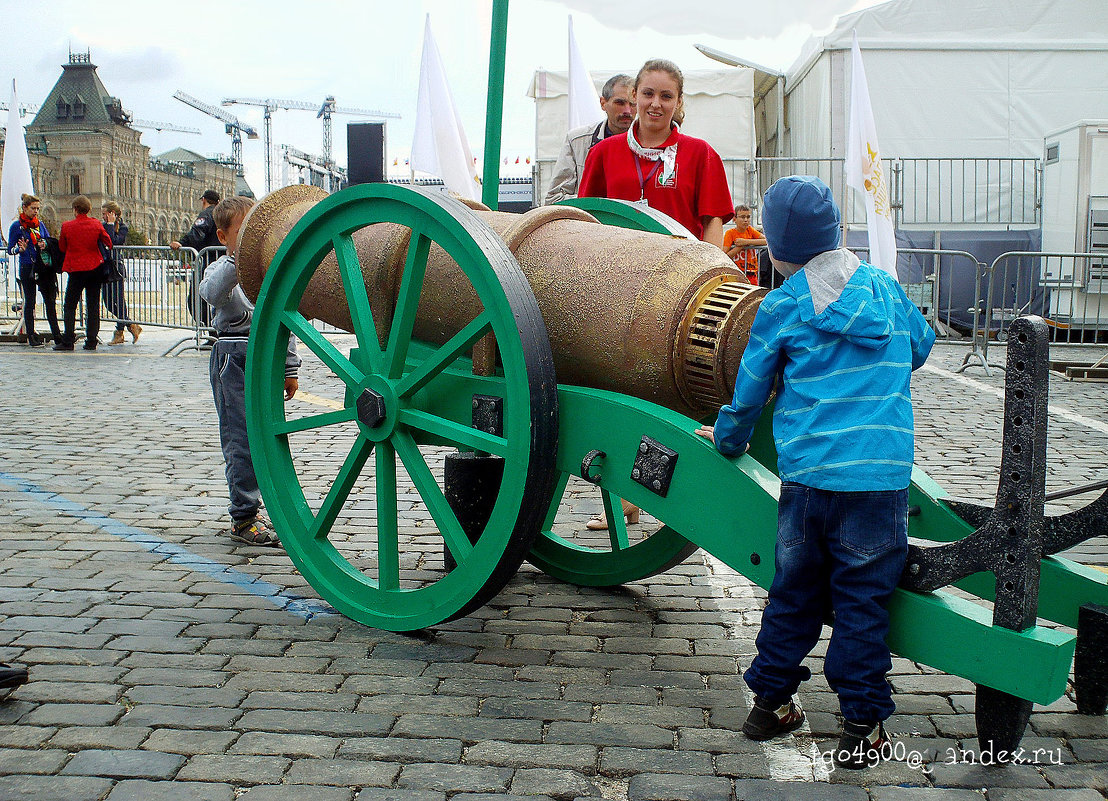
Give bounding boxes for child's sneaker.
[834,720,890,769]
[228,517,282,548]
[742,696,805,740]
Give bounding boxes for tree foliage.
[125,226,149,246]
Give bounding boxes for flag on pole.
[845,31,897,278]
[1,79,35,236]
[410,15,480,201]
[566,16,604,131]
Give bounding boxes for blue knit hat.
[761,175,841,265]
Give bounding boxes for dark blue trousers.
[744,482,909,723]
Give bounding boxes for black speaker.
[347,122,387,185]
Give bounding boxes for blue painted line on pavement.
[0,471,336,620]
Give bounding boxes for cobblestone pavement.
[0,329,1106,801]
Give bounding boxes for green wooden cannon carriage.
[240,182,1108,756]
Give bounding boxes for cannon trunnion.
[239,183,1108,758]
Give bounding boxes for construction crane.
[0,101,39,118]
[132,119,201,135]
[173,90,259,177]
[281,144,346,193]
[221,96,399,193]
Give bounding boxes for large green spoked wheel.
[247,183,557,630]
[529,197,701,587]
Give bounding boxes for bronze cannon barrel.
[237,186,766,419]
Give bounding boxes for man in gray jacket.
[543,74,634,205]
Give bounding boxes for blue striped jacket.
[713,250,936,491]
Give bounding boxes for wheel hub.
[356,388,387,429]
[350,375,400,441]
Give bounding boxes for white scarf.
[627,122,679,186]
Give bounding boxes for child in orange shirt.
[723,204,766,285]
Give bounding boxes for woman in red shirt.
[578,59,734,530]
[578,58,734,247]
[55,195,112,351]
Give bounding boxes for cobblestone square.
[1,329,1106,800]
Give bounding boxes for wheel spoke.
[399,409,508,456]
[274,407,358,435]
[333,233,384,372]
[393,430,474,563]
[542,472,571,532]
[395,312,493,398]
[282,311,365,388]
[601,490,630,550]
[384,231,431,378]
[309,434,374,541]
[375,441,400,591]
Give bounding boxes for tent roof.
[788,0,1108,85]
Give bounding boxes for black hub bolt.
[356,389,387,428]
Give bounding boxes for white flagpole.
[566,16,604,131]
[1,79,36,237]
[410,15,480,201]
[845,31,898,278]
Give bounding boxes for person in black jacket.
[171,189,221,254]
[172,189,222,327]
[101,201,141,345]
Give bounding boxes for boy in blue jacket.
[696,175,934,769]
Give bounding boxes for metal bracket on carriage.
[900,317,1048,620]
[903,314,1108,721]
[899,316,1051,753]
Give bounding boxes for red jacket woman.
[59,206,112,272]
[55,195,112,351]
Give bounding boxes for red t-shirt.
[578,128,734,240]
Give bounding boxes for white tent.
[729,0,1108,228]
[772,0,1108,160]
[528,69,755,203]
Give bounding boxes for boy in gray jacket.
[199,196,301,547]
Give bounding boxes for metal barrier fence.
[535,155,1042,228]
[743,157,1040,228]
[2,245,226,354]
[962,251,1108,373]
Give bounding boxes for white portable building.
[528,69,755,204]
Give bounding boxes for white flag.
[566,16,603,131]
[410,16,480,202]
[1,80,35,238]
[845,31,897,278]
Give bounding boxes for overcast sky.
[7,0,883,196]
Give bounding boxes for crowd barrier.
[7,242,1105,369]
[963,251,1108,373]
[2,245,226,355]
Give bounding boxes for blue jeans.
[210,338,261,522]
[744,482,908,723]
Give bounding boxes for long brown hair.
[635,58,685,126]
